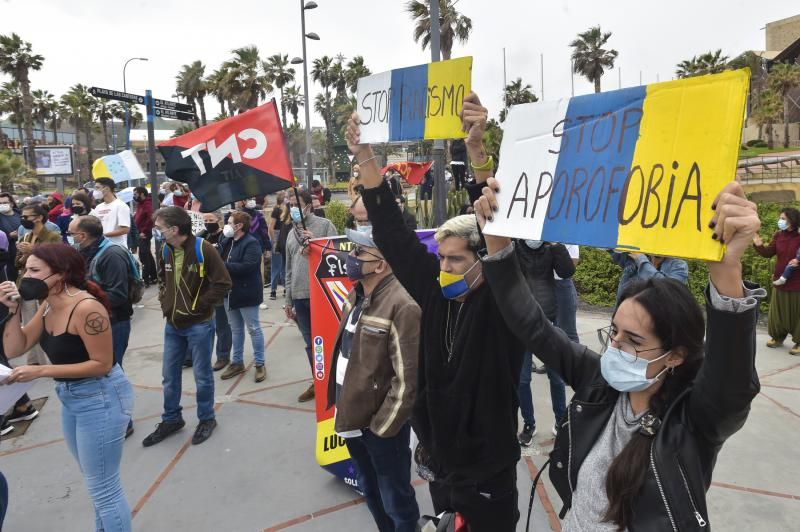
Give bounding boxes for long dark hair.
[780,208,800,232]
[29,243,111,312]
[603,278,705,530]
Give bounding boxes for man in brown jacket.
[326,197,421,532]
[143,207,232,447]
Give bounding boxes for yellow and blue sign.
[92,149,146,183]
[356,57,472,143]
[484,69,749,261]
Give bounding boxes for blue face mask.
[600,346,670,392]
[290,206,302,223]
[778,218,788,231]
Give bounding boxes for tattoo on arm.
[84,312,109,335]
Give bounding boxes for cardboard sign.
[483,69,749,261]
[356,57,472,143]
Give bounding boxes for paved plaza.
[1,285,799,531]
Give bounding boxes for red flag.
[380,161,433,186]
[158,99,294,212]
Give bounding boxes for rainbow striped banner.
[356,57,472,143]
[483,69,749,261]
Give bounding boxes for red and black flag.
[380,161,432,185]
[158,99,294,212]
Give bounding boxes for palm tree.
[570,26,618,93]
[344,56,371,96]
[312,56,337,177]
[32,89,57,142]
[500,77,538,122]
[767,63,800,148]
[206,66,233,118]
[224,46,273,113]
[0,33,44,168]
[676,49,729,78]
[406,1,472,60]
[0,81,24,146]
[285,122,306,166]
[282,85,304,125]
[96,102,115,151]
[175,60,207,127]
[263,54,296,127]
[61,84,99,173]
[751,89,783,149]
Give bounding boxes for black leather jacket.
[483,247,759,531]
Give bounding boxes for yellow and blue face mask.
[439,260,481,300]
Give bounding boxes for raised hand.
[473,177,512,255]
[460,92,488,148]
[345,112,374,162]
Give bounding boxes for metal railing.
[737,155,800,184]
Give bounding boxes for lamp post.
[291,0,318,189]
[123,57,148,150]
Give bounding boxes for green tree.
[0,81,24,146]
[767,63,800,148]
[406,0,472,60]
[751,89,783,149]
[570,26,618,93]
[500,77,538,122]
[0,33,44,168]
[285,122,306,167]
[344,56,371,95]
[224,46,273,113]
[175,60,208,127]
[60,84,99,174]
[0,148,39,192]
[206,66,234,118]
[482,118,503,164]
[312,55,337,178]
[282,85,303,125]
[264,54,296,128]
[32,89,57,143]
[676,49,728,78]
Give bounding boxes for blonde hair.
[434,215,481,253]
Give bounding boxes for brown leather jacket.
[15,227,62,270]
[326,274,420,437]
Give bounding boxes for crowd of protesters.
[0,90,779,532]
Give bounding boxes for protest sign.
[482,69,749,261]
[356,57,472,143]
[158,99,294,212]
[309,231,438,491]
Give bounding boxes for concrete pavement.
[1,284,799,531]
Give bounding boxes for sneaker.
[774,277,788,286]
[259,303,268,310]
[269,293,277,300]
[766,338,784,348]
[8,405,39,423]
[221,362,245,380]
[142,420,185,447]
[192,419,217,445]
[264,281,271,288]
[297,383,315,403]
[518,423,537,446]
[213,359,230,371]
[125,420,134,439]
[255,364,267,383]
[790,344,800,356]
[0,421,14,437]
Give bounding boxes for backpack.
[162,237,205,278]
[91,239,145,304]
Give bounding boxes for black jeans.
[429,466,519,532]
[345,424,419,532]
[139,236,157,283]
[451,163,467,190]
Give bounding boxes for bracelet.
[470,155,494,171]
[357,155,379,166]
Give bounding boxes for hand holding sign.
[473,178,512,256]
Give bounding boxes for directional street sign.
[89,86,145,105]
[153,98,194,113]
[154,108,196,121]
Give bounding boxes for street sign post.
[154,108,196,121]
[153,98,194,113]
[145,90,160,210]
[89,86,145,105]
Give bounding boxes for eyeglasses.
[352,245,381,260]
[596,325,664,362]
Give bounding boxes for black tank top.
[40,298,95,380]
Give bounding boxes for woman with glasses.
[473,171,763,530]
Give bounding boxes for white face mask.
[222,225,236,238]
[93,189,104,200]
[0,204,10,214]
[245,200,256,209]
[173,190,184,197]
[600,346,671,392]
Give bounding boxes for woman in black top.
[0,243,133,532]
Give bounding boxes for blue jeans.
[293,298,313,371]
[56,365,133,532]
[0,470,7,529]
[227,305,265,366]
[163,320,216,423]
[270,251,284,293]
[519,352,567,428]
[554,278,579,342]
[345,424,419,532]
[111,320,131,367]
[213,305,232,362]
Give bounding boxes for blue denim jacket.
[610,251,689,305]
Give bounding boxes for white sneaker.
[259,303,268,310]
[773,277,787,286]
[552,424,558,437]
[0,422,14,436]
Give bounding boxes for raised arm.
[0,283,44,358]
[752,231,777,258]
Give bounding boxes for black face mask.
[72,205,85,215]
[204,223,220,234]
[19,273,56,301]
[20,219,35,230]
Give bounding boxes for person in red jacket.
[133,187,157,285]
[753,207,800,355]
[47,192,64,222]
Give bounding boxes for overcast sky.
[2,0,797,129]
